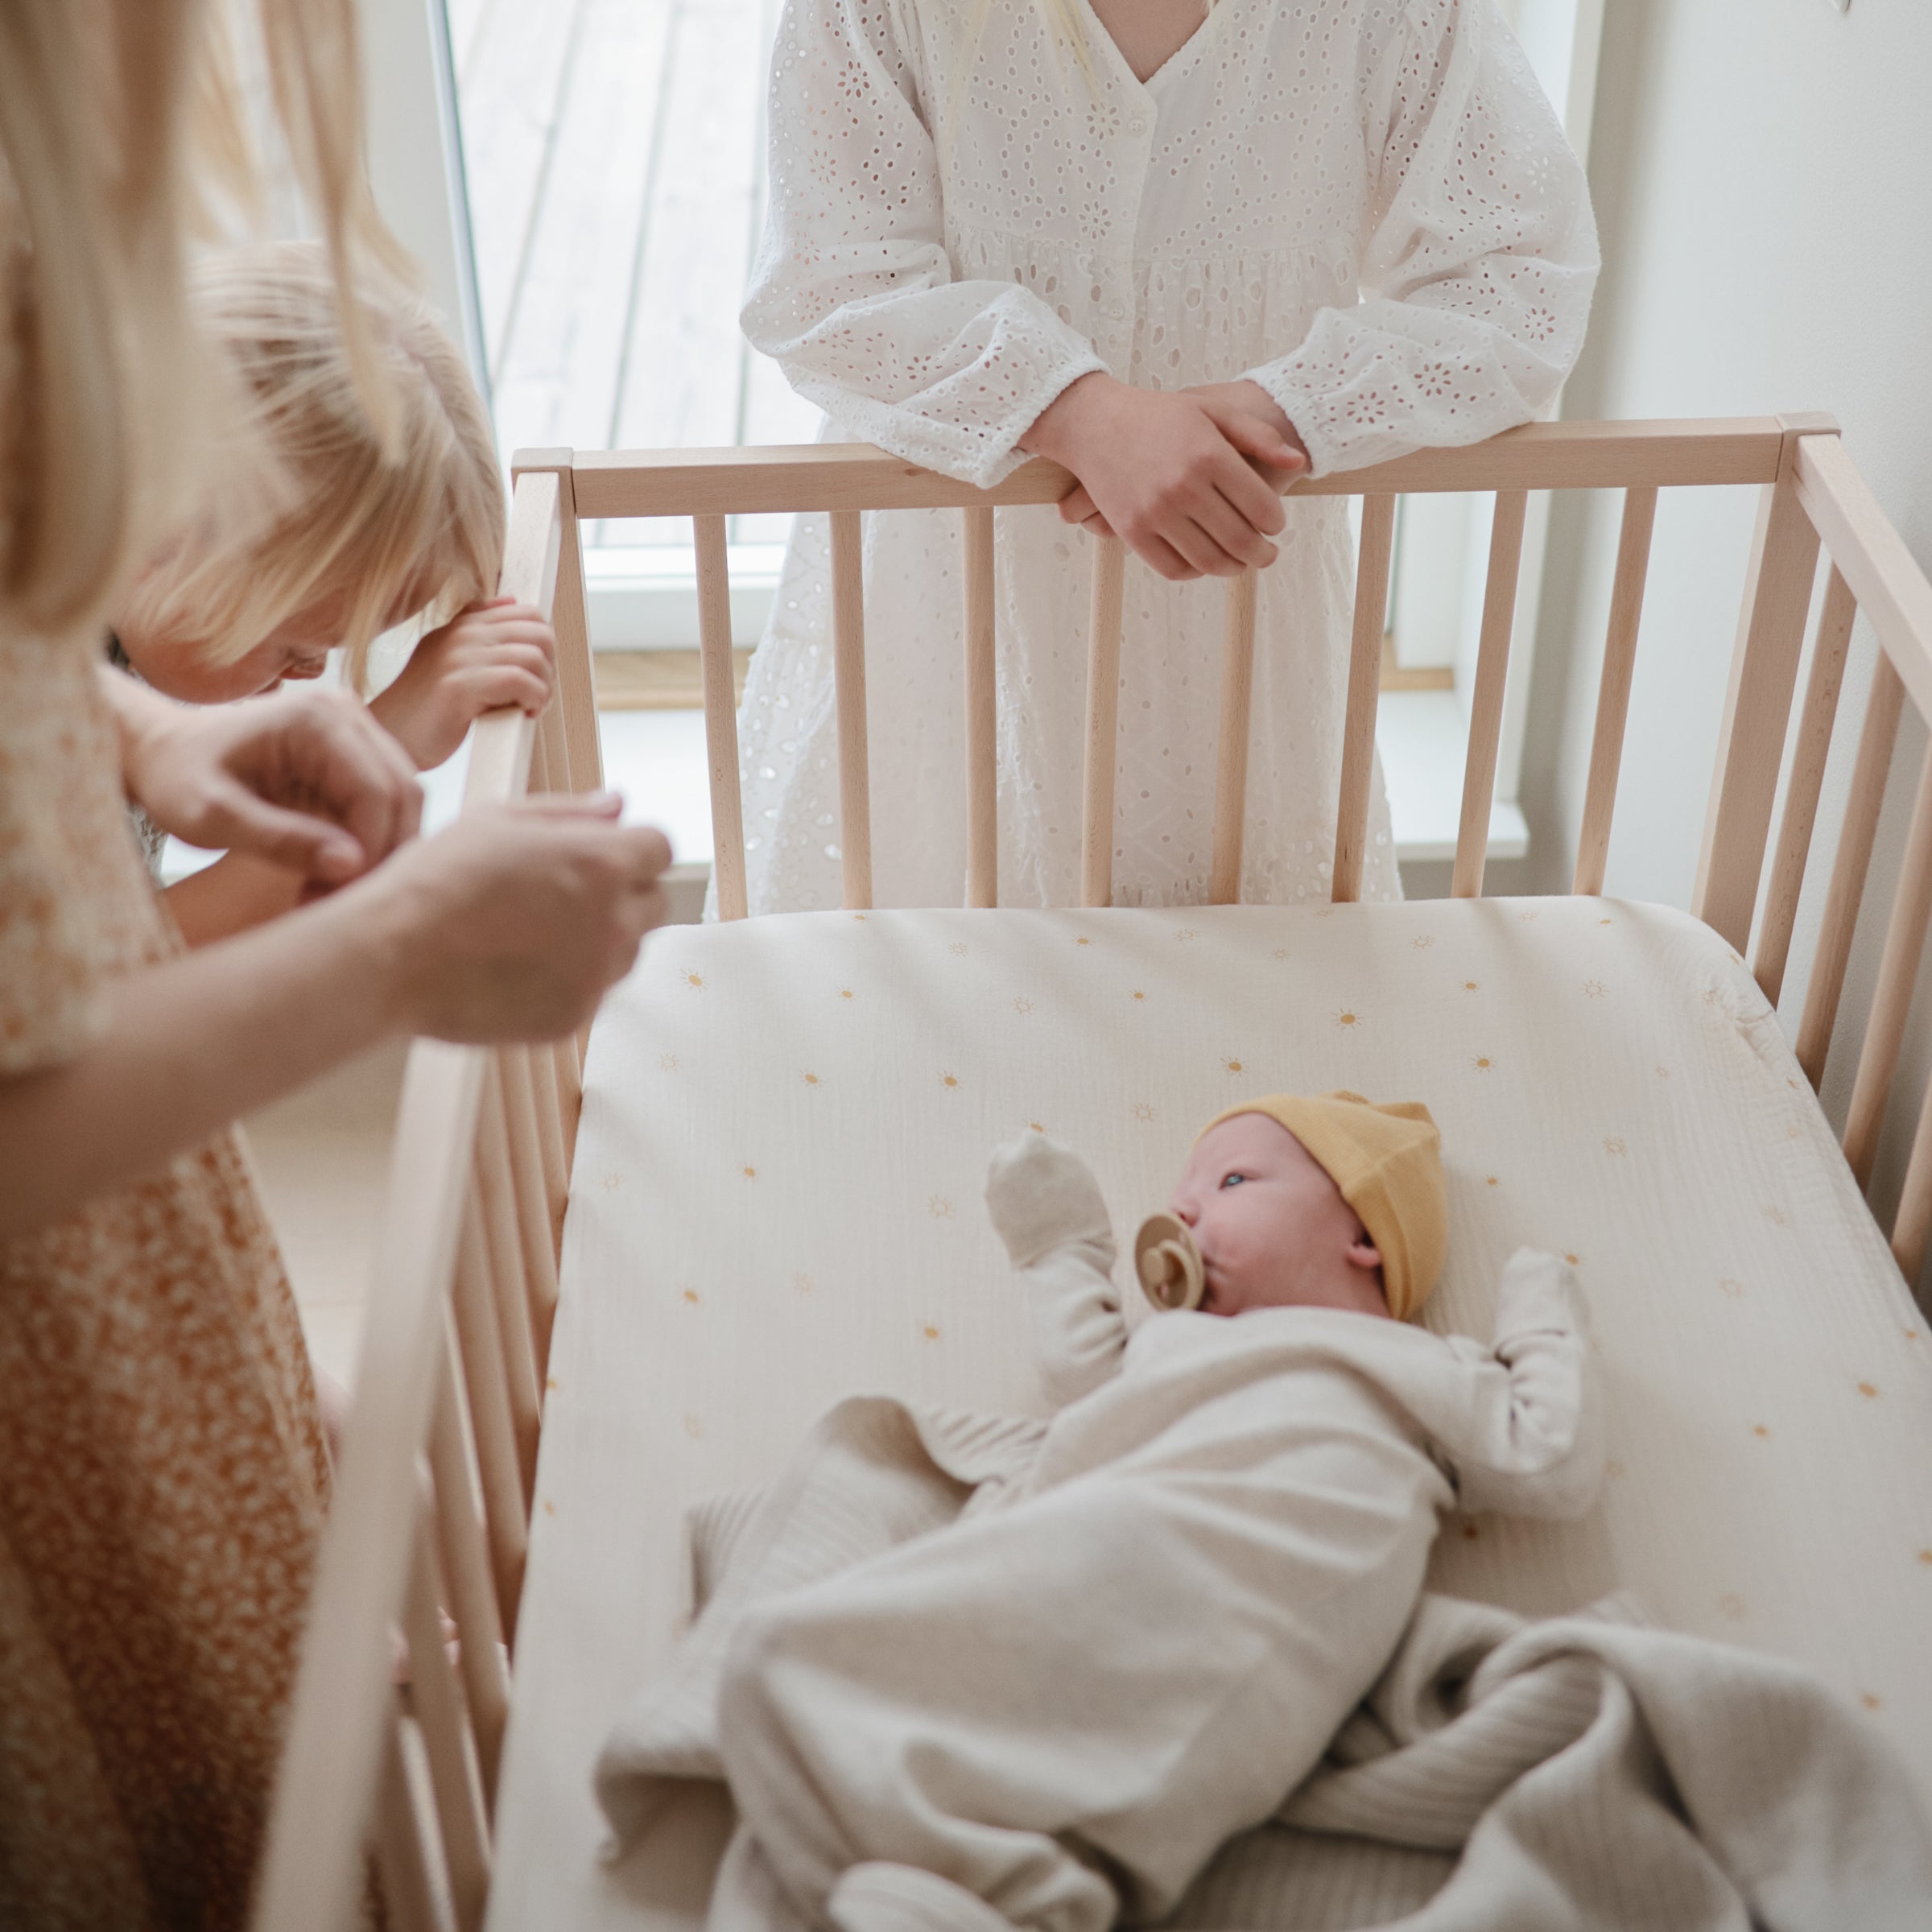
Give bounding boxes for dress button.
[1128,116,1147,136]
[1108,303,1125,320]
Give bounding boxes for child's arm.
[369,598,557,774]
[1435,1249,1603,1521]
[1243,2,1599,480]
[985,1134,1129,1407]
[163,851,304,946]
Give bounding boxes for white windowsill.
[1375,690,1530,865]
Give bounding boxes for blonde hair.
[0,0,406,640]
[119,240,506,689]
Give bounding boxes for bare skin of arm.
[8,673,671,1241]
[0,795,667,1240]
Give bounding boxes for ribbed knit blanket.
[597,1395,1932,1930]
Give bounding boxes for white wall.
[1521,0,1932,1281]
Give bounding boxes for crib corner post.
[1692,426,1832,952]
[510,448,602,795]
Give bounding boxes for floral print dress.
[0,629,330,1929]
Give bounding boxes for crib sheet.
[489,898,1932,1931]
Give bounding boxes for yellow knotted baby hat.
[1200,1092,1447,1320]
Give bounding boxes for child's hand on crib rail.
[357,791,673,1043]
[369,597,559,773]
[1021,373,1307,582]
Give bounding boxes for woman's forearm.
[0,883,408,1241]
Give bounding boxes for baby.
[714,1093,1602,1932]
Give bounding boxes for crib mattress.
[489,898,1932,1930]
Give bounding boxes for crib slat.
[428,1328,509,1810]
[1572,487,1658,895]
[506,1046,566,1260]
[1754,566,1860,1005]
[490,1049,561,1368]
[403,1507,490,1932]
[1451,491,1530,899]
[962,506,998,908]
[452,1196,528,1640]
[526,716,551,798]
[830,510,874,909]
[1210,571,1260,906]
[1797,654,1905,1088]
[550,469,605,794]
[535,671,572,799]
[1842,739,1932,1187]
[1331,494,1396,904]
[1693,466,1824,951]
[1081,535,1126,908]
[695,514,749,922]
[551,1026,584,1154]
[374,1715,442,1932]
[1891,1070,1932,1282]
[474,1080,541,1501]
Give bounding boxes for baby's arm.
[985,1135,1128,1408]
[1436,1249,1603,1521]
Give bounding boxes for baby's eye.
[1220,1172,1246,1189]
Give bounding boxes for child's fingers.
[1058,483,1099,525]
[467,616,558,659]
[463,645,555,697]
[465,666,553,716]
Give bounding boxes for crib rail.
[257,417,1932,1932]
[254,468,597,1932]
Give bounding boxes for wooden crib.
[253,416,1932,1931]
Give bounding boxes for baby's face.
[1170,1115,1388,1319]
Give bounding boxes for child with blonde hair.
[736,0,1598,913]
[111,238,556,940]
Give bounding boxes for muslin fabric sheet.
[485,898,1932,1932]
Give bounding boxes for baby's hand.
[985,1133,1113,1269]
[369,597,559,771]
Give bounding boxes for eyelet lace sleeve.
[1249,0,1600,478]
[741,0,1107,488]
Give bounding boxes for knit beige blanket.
[596,1396,1932,1930]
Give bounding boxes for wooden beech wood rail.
[254,416,1932,1932]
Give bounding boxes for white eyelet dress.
[725,0,1599,914]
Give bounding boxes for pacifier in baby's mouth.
[1133,1212,1205,1312]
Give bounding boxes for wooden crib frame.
[253,416,1932,1930]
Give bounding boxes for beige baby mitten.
[986,1135,1127,1406]
[985,1133,1114,1269]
